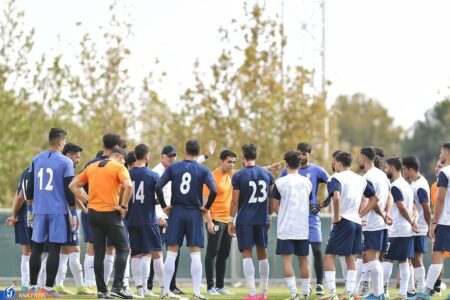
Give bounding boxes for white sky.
[7,0,450,129]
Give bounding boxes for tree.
[332,93,403,156]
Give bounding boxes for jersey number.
[248,180,268,203]
[37,168,53,191]
[180,172,191,194]
[132,181,145,203]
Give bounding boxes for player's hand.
[427,227,433,238]
[26,210,34,228]
[200,206,208,216]
[163,205,172,217]
[4,216,18,227]
[112,205,127,220]
[310,204,321,215]
[412,222,419,233]
[208,140,217,156]
[267,161,283,172]
[384,214,393,226]
[207,222,216,235]
[228,222,236,236]
[158,218,167,228]
[430,223,437,239]
[332,217,341,225]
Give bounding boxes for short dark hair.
[102,133,123,150]
[284,151,301,169]
[386,156,403,171]
[360,146,376,161]
[62,143,83,155]
[135,144,150,160]
[297,142,312,153]
[220,149,236,160]
[402,156,420,172]
[111,147,127,158]
[120,138,128,149]
[185,139,200,156]
[126,151,136,168]
[49,128,67,144]
[374,147,385,169]
[442,142,450,151]
[374,147,384,158]
[96,150,104,158]
[242,144,257,160]
[332,150,341,158]
[335,151,352,167]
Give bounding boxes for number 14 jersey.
[232,165,275,226]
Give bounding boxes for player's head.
[185,139,200,156]
[374,147,385,169]
[102,133,123,150]
[402,156,420,180]
[331,150,341,172]
[49,127,67,151]
[284,151,301,170]
[119,138,127,149]
[296,142,311,165]
[126,151,136,170]
[439,142,450,164]
[219,149,236,173]
[110,147,127,165]
[435,160,444,177]
[135,144,150,162]
[359,146,376,171]
[161,145,177,165]
[242,144,257,161]
[334,151,352,172]
[385,156,402,180]
[62,143,83,166]
[96,150,104,157]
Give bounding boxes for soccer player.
[272,151,312,300]
[203,149,236,296]
[382,156,418,299]
[280,142,329,295]
[411,142,450,299]
[357,146,391,300]
[321,151,377,300]
[25,128,77,297]
[5,168,32,291]
[127,144,165,297]
[70,147,133,299]
[54,143,94,295]
[156,140,217,300]
[228,144,274,300]
[401,156,431,296]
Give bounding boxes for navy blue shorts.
[325,218,362,256]
[236,224,268,251]
[384,236,414,261]
[82,210,116,246]
[32,214,69,244]
[165,207,204,248]
[128,224,162,254]
[15,222,31,245]
[363,230,386,252]
[276,239,309,256]
[433,225,450,252]
[414,235,428,253]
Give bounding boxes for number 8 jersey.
[232,165,275,225]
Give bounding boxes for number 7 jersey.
[232,165,275,225]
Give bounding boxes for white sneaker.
[160,291,181,299]
[135,286,145,298]
[207,288,220,295]
[215,287,234,295]
[144,288,160,297]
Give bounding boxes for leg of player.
[151,251,164,296]
[282,254,298,299]
[84,242,96,288]
[256,246,269,299]
[298,254,310,299]
[54,246,73,295]
[215,224,233,295]
[364,249,384,299]
[358,253,370,296]
[242,248,257,299]
[67,245,94,295]
[416,251,444,299]
[323,254,338,298]
[131,253,144,297]
[162,245,180,298]
[344,255,358,297]
[104,245,116,286]
[29,242,45,290]
[20,245,31,291]
[398,259,411,298]
[205,224,220,295]
[310,242,324,295]
[37,250,48,288]
[411,242,426,294]
[190,247,204,299]
[382,259,394,298]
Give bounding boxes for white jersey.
[411,175,430,235]
[363,167,391,231]
[389,177,414,237]
[274,173,312,240]
[437,165,450,226]
[328,170,371,224]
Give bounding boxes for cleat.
[54,285,76,295]
[144,288,160,297]
[284,294,301,300]
[77,285,96,295]
[171,287,186,295]
[216,287,234,295]
[316,284,325,296]
[207,288,220,295]
[359,281,370,297]
[110,286,133,299]
[160,291,181,299]
[193,294,208,300]
[98,291,115,299]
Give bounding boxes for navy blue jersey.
[157,160,216,209]
[17,168,30,223]
[28,150,74,214]
[232,165,275,225]
[127,167,160,226]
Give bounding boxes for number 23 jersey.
[232,165,275,226]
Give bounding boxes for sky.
[6,0,450,129]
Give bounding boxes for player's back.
[166,160,211,209]
[31,150,73,214]
[363,167,390,231]
[233,165,274,226]
[411,175,430,235]
[127,167,160,226]
[390,177,414,237]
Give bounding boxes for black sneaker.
[407,291,416,297]
[110,287,133,299]
[171,287,186,295]
[98,291,114,299]
[316,285,324,296]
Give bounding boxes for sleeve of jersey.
[279,168,287,178]
[64,176,75,207]
[117,165,131,182]
[417,188,429,203]
[269,172,275,186]
[25,162,34,200]
[363,180,376,198]
[204,171,218,209]
[391,186,403,202]
[155,168,171,208]
[327,177,342,196]
[77,169,88,185]
[231,173,240,190]
[271,184,281,200]
[437,171,449,188]
[64,159,75,178]
[319,167,330,183]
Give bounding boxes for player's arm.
[197,139,216,163]
[202,186,215,234]
[392,186,416,230]
[203,171,218,210]
[327,177,341,224]
[359,181,379,218]
[432,172,448,237]
[69,174,89,204]
[263,161,284,172]
[25,163,34,207]
[5,190,23,226]
[155,168,171,211]
[419,189,431,236]
[270,184,281,215]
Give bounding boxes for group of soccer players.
[5,127,450,300]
